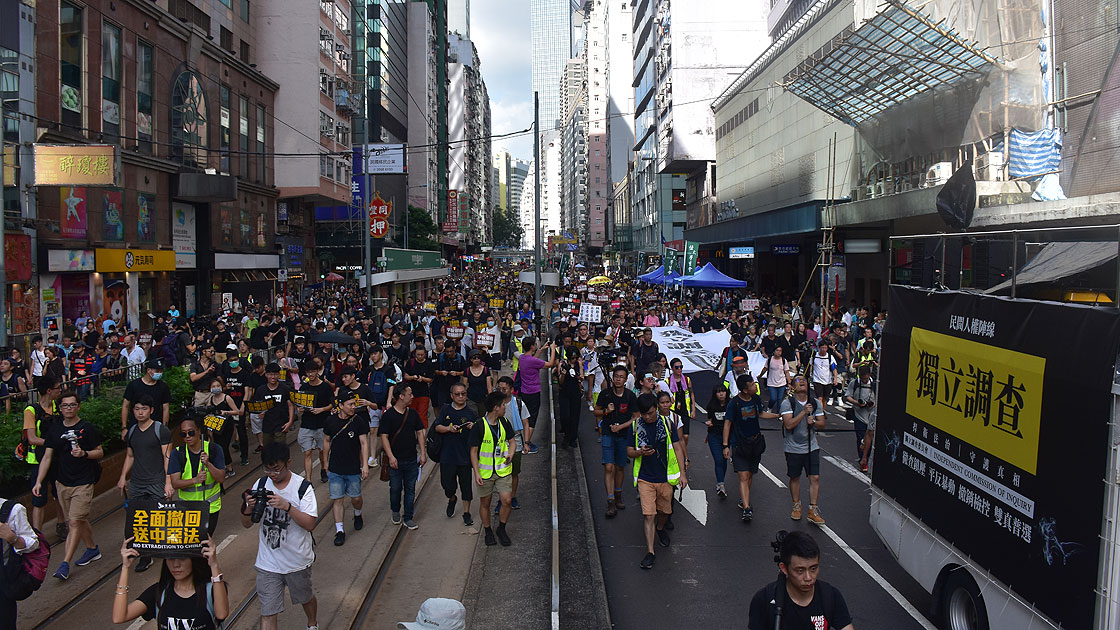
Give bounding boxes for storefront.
[213,252,279,310]
[94,247,176,332]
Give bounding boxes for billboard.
[445,190,459,232]
[34,144,120,186]
[364,143,406,174]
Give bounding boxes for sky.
[472,0,535,162]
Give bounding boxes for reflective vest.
[511,337,524,372]
[724,376,761,396]
[478,419,513,480]
[178,441,221,512]
[855,350,875,367]
[24,401,55,465]
[632,415,681,487]
[664,374,692,415]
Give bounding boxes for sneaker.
[496,526,511,546]
[511,497,521,510]
[484,528,497,546]
[807,505,826,525]
[253,445,262,453]
[75,546,101,566]
[615,495,625,510]
[737,499,745,510]
[368,456,377,467]
[526,443,540,455]
[657,529,670,548]
[791,501,802,521]
[860,461,870,473]
[334,531,346,546]
[135,556,154,573]
[391,512,402,525]
[404,519,419,530]
[354,514,364,531]
[640,552,655,570]
[605,499,617,518]
[53,561,70,580]
[371,457,379,467]
[447,497,458,518]
[741,507,753,522]
[240,458,251,467]
[463,513,474,527]
[716,484,727,499]
[320,470,329,484]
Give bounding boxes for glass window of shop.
[60,2,84,131]
[137,41,153,153]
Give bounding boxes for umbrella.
[325,272,344,281]
[312,331,363,345]
[588,275,612,285]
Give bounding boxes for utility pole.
[362,93,373,312]
[533,92,542,333]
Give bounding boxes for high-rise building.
[530,0,572,131]
[509,158,529,220]
[581,0,611,252]
[448,34,492,245]
[408,0,440,219]
[449,0,470,37]
[560,58,588,249]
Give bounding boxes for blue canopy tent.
[679,263,748,289]
[638,266,667,284]
[660,270,682,285]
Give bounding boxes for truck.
[869,229,1120,630]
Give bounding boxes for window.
[335,160,345,182]
[239,0,250,22]
[239,40,250,64]
[320,154,331,178]
[319,71,333,96]
[256,104,265,183]
[220,26,232,52]
[59,2,83,130]
[171,71,209,167]
[137,41,153,153]
[239,95,249,177]
[219,85,230,172]
[219,0,231,7]
[101,23,122,141]
[319,111,334,139]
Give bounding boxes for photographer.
[240,442,319,630]
[748,531,854,630]
[846,365,876,473]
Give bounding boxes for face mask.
[210,387,223,394]
[228,361,239,369]
[152,372,163,381]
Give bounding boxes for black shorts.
[732,434,765,473]
[785,450,821,478]
[812,382,831,399]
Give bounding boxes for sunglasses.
[181,430,197,438]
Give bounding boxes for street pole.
[362,94,372,312]
[533,92,542,333]
[0,138,7,347]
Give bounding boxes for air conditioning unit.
[923,162,953,188]
[976,151,1005,181]
[320,30,332,41]
[342,29,351,37]
[339,52,350,60]
[319,68,329,77]
[335,43,346,51]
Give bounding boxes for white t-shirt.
[255,472,318,574]
[810,353,833,385]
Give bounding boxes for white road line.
[824,455,871,486]
[817,524,939,630]
[759,464,787,488]
[215,533,238,553]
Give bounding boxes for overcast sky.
[472,0,535,162]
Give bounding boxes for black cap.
[146,357,165,370]
[265,362,281,373]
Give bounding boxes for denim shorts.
[600,433,630,466]
[328,471,362,499]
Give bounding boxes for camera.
[597,346,620,373]
[249,487,274,523]
[771,530,788,564]
[61,429,80,452]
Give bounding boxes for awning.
[781,0,997,126]
[986,242,1118,294]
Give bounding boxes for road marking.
[216,534,238,553]
[676,486,708,526]
[816,524,938,630]
[824,455,871,486]
[760,464,787,488]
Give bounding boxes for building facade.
[559,58,587,251]
[447,33,491,246]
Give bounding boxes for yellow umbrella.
[588,275,612,285]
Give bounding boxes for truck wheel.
[940,570,988,630]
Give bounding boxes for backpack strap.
[0,500,12,524]
[298,478,312,500]
[256,477,269,492]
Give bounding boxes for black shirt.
[596,388,639,438]
[338,383,376,424]
[189,360,219,391]
[434,403,477,467]
[324,413,364,475]
[295,380,334,431]
[249,383,292,434]
[123,377,172,425]
[138,582,219,630]
[223,367,249,407]
[760,335,780,358]
[44,419,102,487]
[403,358,435,398]
[748,580,852,630]
[378,407,424,458]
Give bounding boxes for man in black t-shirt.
[378,386,427,529]
[294,360,334,484]
[748,531,854,630]
[434,383,477,525]
[402,348,435,427]
[120,357,172,440]
[324,395,369,546]
[594,365,640,519]
[248,363,294,446]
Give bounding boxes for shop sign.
[33,144,120,187]
[772,244,801,255]
[5,234,31,282]
[444,191,459,233]
[364,143,406,174]
[48,249,96,272]
[172,203,197,269]
[96,248,176,273]
[383,248,441,271]
[369,192,392,238]
[729,246,755,259]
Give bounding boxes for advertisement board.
[172,203,197,269]
[364,143,406,174]
[729,246,755,259]
[34,144,120,186]
[445,191,459,232]
[872,286,1120,629]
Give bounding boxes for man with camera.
[627,393,687,570]
[783,375,827,525]
[748,530,854,629]
[241,442,319,630]
[846,365,876,473]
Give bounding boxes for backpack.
[426,412,446,464]
[0,500,51,601]
[154,581,220,629]
[368,367,390,402]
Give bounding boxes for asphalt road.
[575,370,937,630]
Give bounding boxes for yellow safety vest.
[724,377,761,396]
[512,337,524,372]
[24,401,55,465]
[664,375,692,414]
[178,441,221,512]
[632,414,681,487]
[479,419,513,479]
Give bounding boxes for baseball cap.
[512,324,523,332]
[146,357,165,370]
[398,598,466,630]
[731,356,747,365]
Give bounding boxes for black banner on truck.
[873,286,1120,629]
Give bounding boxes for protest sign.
[126,500,208,557]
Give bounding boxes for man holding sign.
[116,395,173,572]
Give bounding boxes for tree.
[405,205,440,251]
[492,208,524,248]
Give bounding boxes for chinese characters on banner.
[369,192,391,238]
[202,415,226,433]
[290,390,316,409]
[459,192,470,234]
[60,187,87,238]
[475,333,495,347]
[102,189,124,241]
[489,298,505,309]
[137,193,156,242]
[126,500,208,557]
[444,191,459,233]
[683,241,699,275]
[578,303,602,324]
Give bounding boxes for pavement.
[575,370,938,629]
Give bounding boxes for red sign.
[444,191,459,232]
[665,239,684,251]
[4,234,30,282]
[368,192,392,238]
[610,300,621,310]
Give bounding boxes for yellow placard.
[33,144,119,186]
[291,391,316,409]
[95,248,176,272]
[906,327,1045,474]
[489,298,505,309]
[202,415,226,433]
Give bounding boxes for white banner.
[578,303,602,323]
[651,326,769,377]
